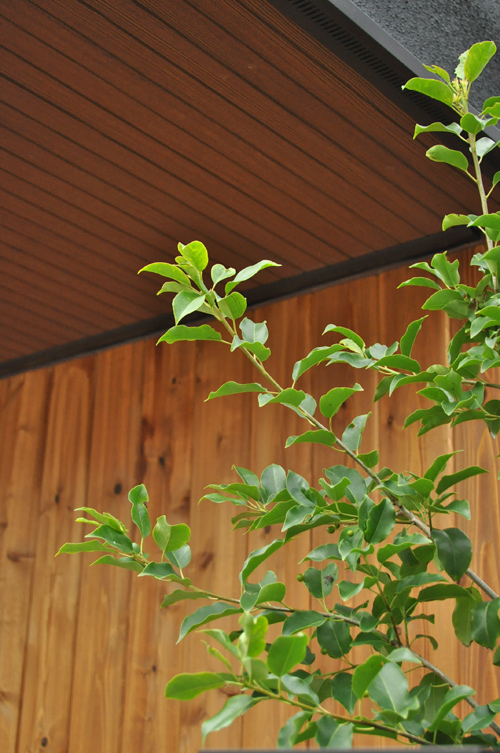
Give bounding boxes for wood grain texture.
[2,250,500,751]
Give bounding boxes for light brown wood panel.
[0,370,51,752]
[17,359,94,752]
[3,251,500,751]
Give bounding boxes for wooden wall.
[1,255,499,752]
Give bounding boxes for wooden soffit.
[0,0,493,376]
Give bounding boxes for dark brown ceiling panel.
[0,0,492,373]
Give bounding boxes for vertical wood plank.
[121,338,197,753]
[68,342,146,753]
[0,370,51,753]
[16,359,94,752]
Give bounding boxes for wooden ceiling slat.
[191,0,475,207]
[0,292,88,345]
[145,0,469,216]
[25,0,401,251]
[0,208,164,321]
[0,87,282,281]
[26,0,422,242]
[1,16,343,270]
[0,242,123,331]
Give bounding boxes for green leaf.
[211,263,235,285]
[342,413,370,452]
[264,388,306,408]
[178,603,242,642]
[426,145,469,172]
[357,450,379,468]
[86,525,134,555]
[431,528,472,581]
[302,543,341,563]
[157,324,222,344]
[92,555,143,572]
[428,684,475,731]
[414,121,462,138]
[138,261,191,286]
[319,384,363,418]
[128,484,151,539]
[352,655,387,698]
[139,561,177,579]
[292,345,344,382]
[280,674,319,705]
[471,598,500,649]
[442,213,472,231]
[225,260,280,293]
[331,673,357,714]
[316,619,351,658]
[278,711,311,748]
[403,77,453,106]
[152,516,190,554]
[178,240,209,271]
[57,540,112,555]
[303,563,338,599]
[436,465,487,494]
[419,584,471,602]
[452,590,482,646]
[240,539,283,583]
[367,661,418,718]
[283,611,326,635]
[161,589,210,608]
[76,507,126,532]
[238,612,268,658]
[165,671,225,700]
[431,252,460,287]
[207,381,268,400]
[218,291,247,320]
[375,354,420,373]
[363,498,395,544]
[285,430,336,448]
[316,718,353,749]
[267,633,308,676]
[464,41,497,82]
[460,112,489,135]
[323,324,365,349]
[201,694,255,743]
[260,464,287,502]
[423,451,458,482]
[172,290,206,324]
[462,704,497,733]
[399,317,427,357]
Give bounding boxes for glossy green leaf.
[428,684,475,731]
[471,598,500,649]
[260,464,287,501]
[129,484,151,539]
[92,555,143,572]
[292,345,344,382]
[139,561,177,580]
[316,619,351,658]
[172,290,206,324]
[414,121,462,138]
[264,388,306,408]
[57,540,112,555]
[303,563,338,599]
[218,291,247,320]
[331,673,357,714]
[225,260,280,293]
[419,584,471,602]
[462,704,497,733]
[460,112,488,135]
[432,528,472,581]
[139,261,191,285]
[211,263,235,285]
[152,516,190,554]
[238,613,268,658]
[426,145,469,172]
[319,384,363,418]
[399,317,427,357]
[316,718,353,749]
[352,655,387,698]
[452,589,482,646]
[283,610,326,635]
[285,429,336,449]
[398,277,441,291]
[375,354,420,373]
[464,41,496,82]
[240,539,283,583]
[178,240,209,271]
[76,507,126,532]
[278,711,311,748]
[302,543,341,563]
[161,589,210,608]
[267,633,308,676]
[86,525,134,555]
[280,674,319,705]
[202,694,255,742]
[403,77,453,106]
[367,661,418,718]
[364,498,395,544]
[341,413,370,452]
[157,324,223,344]
[178,603,242,642]
[436,465,487,494]
[442,213,473,231]
[165,671,225,700]
[207,381,268,400]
